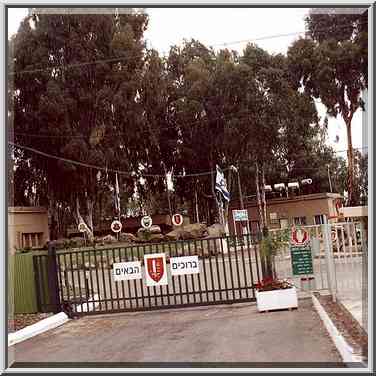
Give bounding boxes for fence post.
[321,220,337,302]
[47,243,61,313]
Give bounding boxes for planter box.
[256,286,298,312]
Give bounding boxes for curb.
[311,293,364,364]
[8,312,69,347]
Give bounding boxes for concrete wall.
[229,193,343,235]
[8,207,49,253]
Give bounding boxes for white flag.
[215,165,230,202]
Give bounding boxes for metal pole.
[327,165,333,193]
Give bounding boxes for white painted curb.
[8,312,69,347]
[312,294,364,363]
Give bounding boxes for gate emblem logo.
[291,227,310,246]
[147,257,164,283]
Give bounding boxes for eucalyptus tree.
[287,9,368,205]
[10,10,149,239]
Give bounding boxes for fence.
[34,234,264,315]
[271,221,365,297]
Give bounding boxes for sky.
[7,7,366,158]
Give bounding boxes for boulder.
[206,223,226,238]
[50,238,70,249]
[149,233,165,243]
[165,223,208,241]
[119,232,137,243]
[149,225,162,234]
[102,234,117,244]
[69,237,86,248]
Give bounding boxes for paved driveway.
[12,299,342,366]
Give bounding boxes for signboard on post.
[141,215,153,229]
[78,222,87,233]
[113,261,142,281]
[111,220,122,233]
[290,227,313,276]
[144,253,168,287]
[172,213,183,226]
[170,256,199,276]
[232,209,249,222]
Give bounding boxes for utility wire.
[8,141,229,178]
[8,21,367,76]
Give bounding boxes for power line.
[8,141,229,178]
[8,21,367,76]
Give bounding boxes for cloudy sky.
[7,7,366,157]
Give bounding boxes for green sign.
[290,246,313,276]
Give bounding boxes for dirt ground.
[9,298,350,368]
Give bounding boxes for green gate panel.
[12,254,38,314]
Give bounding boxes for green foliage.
[260,229,290,259]
[287,9,368,205]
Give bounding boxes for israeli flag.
[215,165,230,202]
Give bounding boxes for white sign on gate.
[113,261,142,281]
[233,209,248,222]
[144,253,168,287]
[170,256,200,276]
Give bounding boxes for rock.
[149,233,165,243]
[166,223,208,241]
[50,238,69,249]
[165,229,181,241]
[206,223,226,238]
[69,237,86,248]
[119,233,137,243]
[102,234,117,244]
[149,225,162,234]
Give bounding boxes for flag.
[215,165,230,202]
[114,173,121,216]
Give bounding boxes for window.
[314,215,325,225]
[294,216,307,226]
[22,232,43,249]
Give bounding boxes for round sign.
[111,220,122,233]
[172,213,183,226]
[291,227,310,246]
[141,215,152,229]
[78,222,87,233]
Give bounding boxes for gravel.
[8,313,54,333]
[314,292,368,357]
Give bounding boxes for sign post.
[141,215,153,229]
[172,213,183,227]
[111,220,122,241]
[232,209,250,240]
[78,222,88,247]
[290,227,314,290]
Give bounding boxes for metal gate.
[34,234,263,315]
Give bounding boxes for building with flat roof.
[8,206,49,253]
[229,192,343,236]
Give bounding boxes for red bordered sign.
[111,220,122,233]
[291,227,310,246]
[172,213,183,226]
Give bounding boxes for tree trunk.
[345,117,357,206]
[74,196,94,241]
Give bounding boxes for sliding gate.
[35,234,263,315]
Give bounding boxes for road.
[11,299,344,366]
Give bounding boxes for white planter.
[256,286,298,312]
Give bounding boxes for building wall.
[8,207,49,253]
[229,193,342,236]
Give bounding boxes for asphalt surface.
[12,298,343,366]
